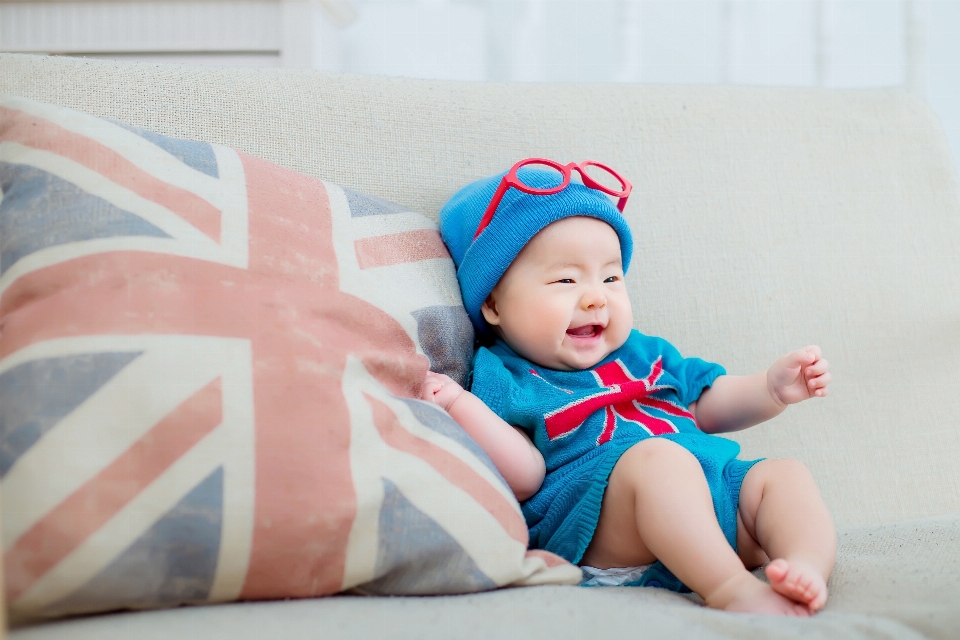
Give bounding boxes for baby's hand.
[421,371,465,412]
[767,346,831,406]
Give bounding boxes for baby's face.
[481,216,633,371]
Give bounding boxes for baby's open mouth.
[567,324,603,339]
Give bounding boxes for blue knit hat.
[439,167,634,333]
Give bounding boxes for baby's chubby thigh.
[580,438,714,569]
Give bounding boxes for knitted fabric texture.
[439,168,634,332]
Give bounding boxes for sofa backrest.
[3,53,959,530]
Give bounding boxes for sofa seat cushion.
[10,514,960,639]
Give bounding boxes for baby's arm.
[422,371,546,500]
[692,346,830,434]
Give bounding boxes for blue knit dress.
[470,330,761,591]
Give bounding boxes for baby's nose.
[581,287,607,310]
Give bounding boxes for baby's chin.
[558,351,613,371]
[503,345,603,372]
[543,342,621,372]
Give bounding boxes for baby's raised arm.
[692,346,831,434]
[421,372,546,500]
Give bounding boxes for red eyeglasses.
[473,157,632,240]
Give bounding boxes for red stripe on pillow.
[365,393,527,545]
[525,549,569,568]
[236,153,426,598]
[0,107,222,242]
[4,379,223,602]
[354,229,450,269]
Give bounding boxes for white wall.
[2,0,959,171]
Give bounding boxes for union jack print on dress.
[544,357,696,444]
[0,97,578,619]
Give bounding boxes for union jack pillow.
[0,96,580,620]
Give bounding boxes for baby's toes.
[767,560,824,608]
[793,572,819,602]
[803,574,828,611]
[797,569,828,607]
[765,558,789,583]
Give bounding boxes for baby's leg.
[737,459,836,611]
[581,439,810,616]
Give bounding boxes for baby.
[422,159,836,616]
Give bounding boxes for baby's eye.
[555,278,575,284]
[604,276,620,283]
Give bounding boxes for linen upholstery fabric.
[0,95,580,621]
[2,54,960,639]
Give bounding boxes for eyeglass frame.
[473,157,633,240]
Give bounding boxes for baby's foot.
[765,558,828,611]
[705,571,812,617]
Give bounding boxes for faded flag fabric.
[0,96,580,620]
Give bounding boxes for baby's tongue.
[567,325,596,337]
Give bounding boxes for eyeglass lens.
[513,161,567,191]
[581,163,624,192]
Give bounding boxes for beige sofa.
[2,53,959,639]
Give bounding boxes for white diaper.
[579,564,653,587]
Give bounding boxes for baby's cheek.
[609,318,632,347]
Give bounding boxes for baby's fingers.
[421,377,443,401]
[805,357,829,377]
[782,345,821,370]
[807,371,832,397]
[433,372,456,385]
